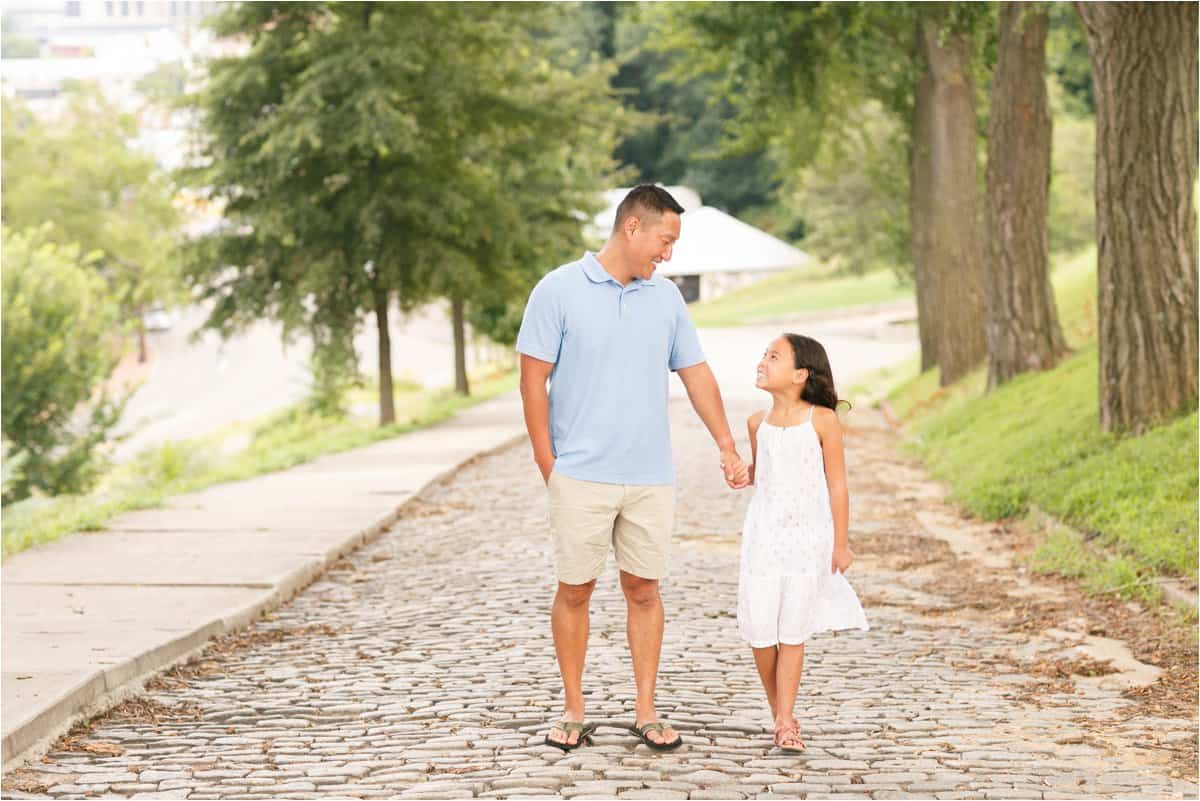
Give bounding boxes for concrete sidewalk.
[2,391,528,770]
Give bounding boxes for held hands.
[720,448,751,490]
[832,544,855,574]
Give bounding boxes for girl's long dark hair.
[783,333,850,411]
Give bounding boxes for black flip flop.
[628,721,683,751]
[543,720,597,752]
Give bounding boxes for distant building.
[591,186,813,303]
[1,0,227,110]
[1,1,234,237]
[2,53,159,108]
[3,0,221,38]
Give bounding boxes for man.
[516,184,750,752]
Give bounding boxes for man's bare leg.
[620,571,679,746]
[549,579,595,746]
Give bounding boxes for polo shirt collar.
[582,251,654,289]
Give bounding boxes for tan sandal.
[774,722,807,753]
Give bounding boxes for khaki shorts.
[547,471,675,585]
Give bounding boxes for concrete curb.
[748,298,917,328]
[2,404,527,772]
[1024,504,1199,614]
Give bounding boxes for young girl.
[738,333,869,752]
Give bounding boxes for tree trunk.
[136,303,148,364]
[1075,2,1198,432]
[909,47,939,374]
[373,285,395,425]
[451,295,470,396]
[984,3,1068,391]
[914,21,988,386]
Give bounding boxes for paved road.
[111,289,913,462]
[7,393,1194,799]
[112,303,499,462]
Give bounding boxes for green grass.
[1,368,518,558]
[1028,524,1162,604]
[885,248,1099,419]
[848,352,922,405]
[689,267,913,328]
[1047,246,1099,348]
[879,247,1197,597]
[905,344,1196,576]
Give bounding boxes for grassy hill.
[689,267,913,328]
[886,249,1197,603]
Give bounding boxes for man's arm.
[519,354,556,483]
[676,361,749,488]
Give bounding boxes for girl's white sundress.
[737,404,869,647]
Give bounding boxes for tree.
[909,14,990,383]
[660,2,863,194]
[1075,2,1198,432]
[666,3,992,384]
[621,58,780,217]
[135,60,189,109]
[1,14,40,58]
[573,2,784,219]
[782,101,909,276]
[185,3,622,418]
[1045,2,1094,116]
[1,87,181,363]
[1041,5,1096,258]
[1046,99,1095,256]
[1,227,127,502]
[442,95,624,395]
[983,3,1068,390]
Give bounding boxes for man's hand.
[720,448,751,489]
[537,455,555,485]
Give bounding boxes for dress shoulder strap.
[808,404,817,423]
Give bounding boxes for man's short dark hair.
[612,184,685,233]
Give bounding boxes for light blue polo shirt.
[516,251,706,486]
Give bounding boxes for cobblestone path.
[6,400,1196,800]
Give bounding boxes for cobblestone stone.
[689,790,747,800]
[6,404,1193,799]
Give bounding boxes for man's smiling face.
[628,210,681,280]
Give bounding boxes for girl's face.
[756,336,807,392]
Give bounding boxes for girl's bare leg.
[751,645,780,720]
[774,643,806,739]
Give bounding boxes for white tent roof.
[587,185,700,240]
[590,186,811,276]
[662,206,812,276]
[596,185,703,218]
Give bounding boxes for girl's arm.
[746,410,765,486]
[813,407,853,570]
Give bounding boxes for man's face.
[628,211,681,280]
